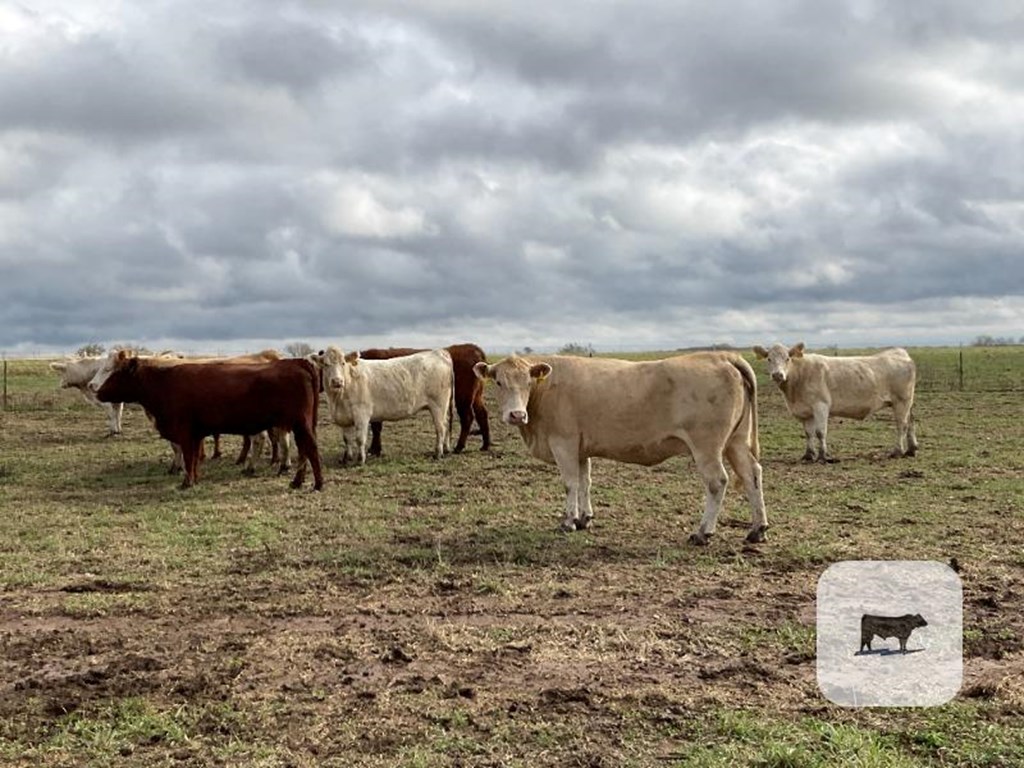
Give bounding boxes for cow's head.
[473,356,551,426]
[753,342,804,385]
[49,360,72,387]
[90,350,140,402]
[50,356,100,388]
[912,614,928,628]
[319,346,360,396]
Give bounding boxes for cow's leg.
[291,424,323,491]
[812,403,834,463]
[368,421,384,457]
[269,428,281,465]
[276,430,293,475]
[211,434,222,460]
[800,419,816,462]
[180,437,201,489]
[452,396,474,453]
[243,433,265,476]
[168,443,184,474]
[354,417,371,465]
[549,439,582,532]
[905,409,918,457]
[688,453,729,546]
[339,428,357,466]
[236,434,252,466]
[725,439,768,544]
[103,402,123,436]
[427,402,449,459]
[576,457,594,530]
[473,392,491,451]
[890,399,915,458]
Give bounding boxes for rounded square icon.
[817,561,962,707]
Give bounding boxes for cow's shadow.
[854,648,925,657]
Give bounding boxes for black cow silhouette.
[859,613,927,654]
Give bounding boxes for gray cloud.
[1,0,1022,354]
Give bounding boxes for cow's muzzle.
[506,410,528,426]
[771,372,786,383]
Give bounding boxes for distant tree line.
[971,335,1023,347]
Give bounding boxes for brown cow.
[359,343,491,455]
[94,352,323,491]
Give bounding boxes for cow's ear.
[789,342,805,357]
[49,361,67,372]
[126,357,139,374]
[472,361,492,380]
[530,363,552,381]
[753,346,769,359]
[344,351,360,365]
[116,349,130,361]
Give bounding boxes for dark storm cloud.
[1,0,1022,353]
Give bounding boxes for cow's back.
[357,350,453,422]
[808,349,915,418]
[524,353,748,466]
[141,359,317,437]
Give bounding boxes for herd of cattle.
[50,342,918,545]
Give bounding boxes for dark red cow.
[94,351,323,491]
[359,343,491,455]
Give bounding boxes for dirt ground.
[1,366,1023,766]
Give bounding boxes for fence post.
[2,354,7,412]
[958,346,964,392]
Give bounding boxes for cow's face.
[87,350,124,395]
[913,614,928,628]
[474,357,551,426]
[320,346,359,396]
[93,352,140,403]
[753,342,805,385]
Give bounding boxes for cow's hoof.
[289,479,303,490]
[905,447,918,458]
[688,532,712,546]
[277,466,290,476]
[452,445,466,454]
[480,445,491,452]
[576,516,594,531]
[559,521,576,534]
[801,452,815,463]
[242,467,256,477]
[817,455,838,464]
[313,482,323,492]
[745,526,768,544]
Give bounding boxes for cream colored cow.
[753,343,918,462]
[314,346,454,465]
[51,356,130,436]
[474,353,768,546]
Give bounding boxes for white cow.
[753,342,918,462]
[50,356,125,436]
[315,346,453,465]
[473,353,768,545]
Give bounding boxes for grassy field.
[1,347,1022,767]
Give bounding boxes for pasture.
[1,347,1022,767]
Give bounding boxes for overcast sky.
[2,0,1022,355]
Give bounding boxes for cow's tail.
[731,354,760,459]
[447,353,455,448]
[726,355,759,492]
